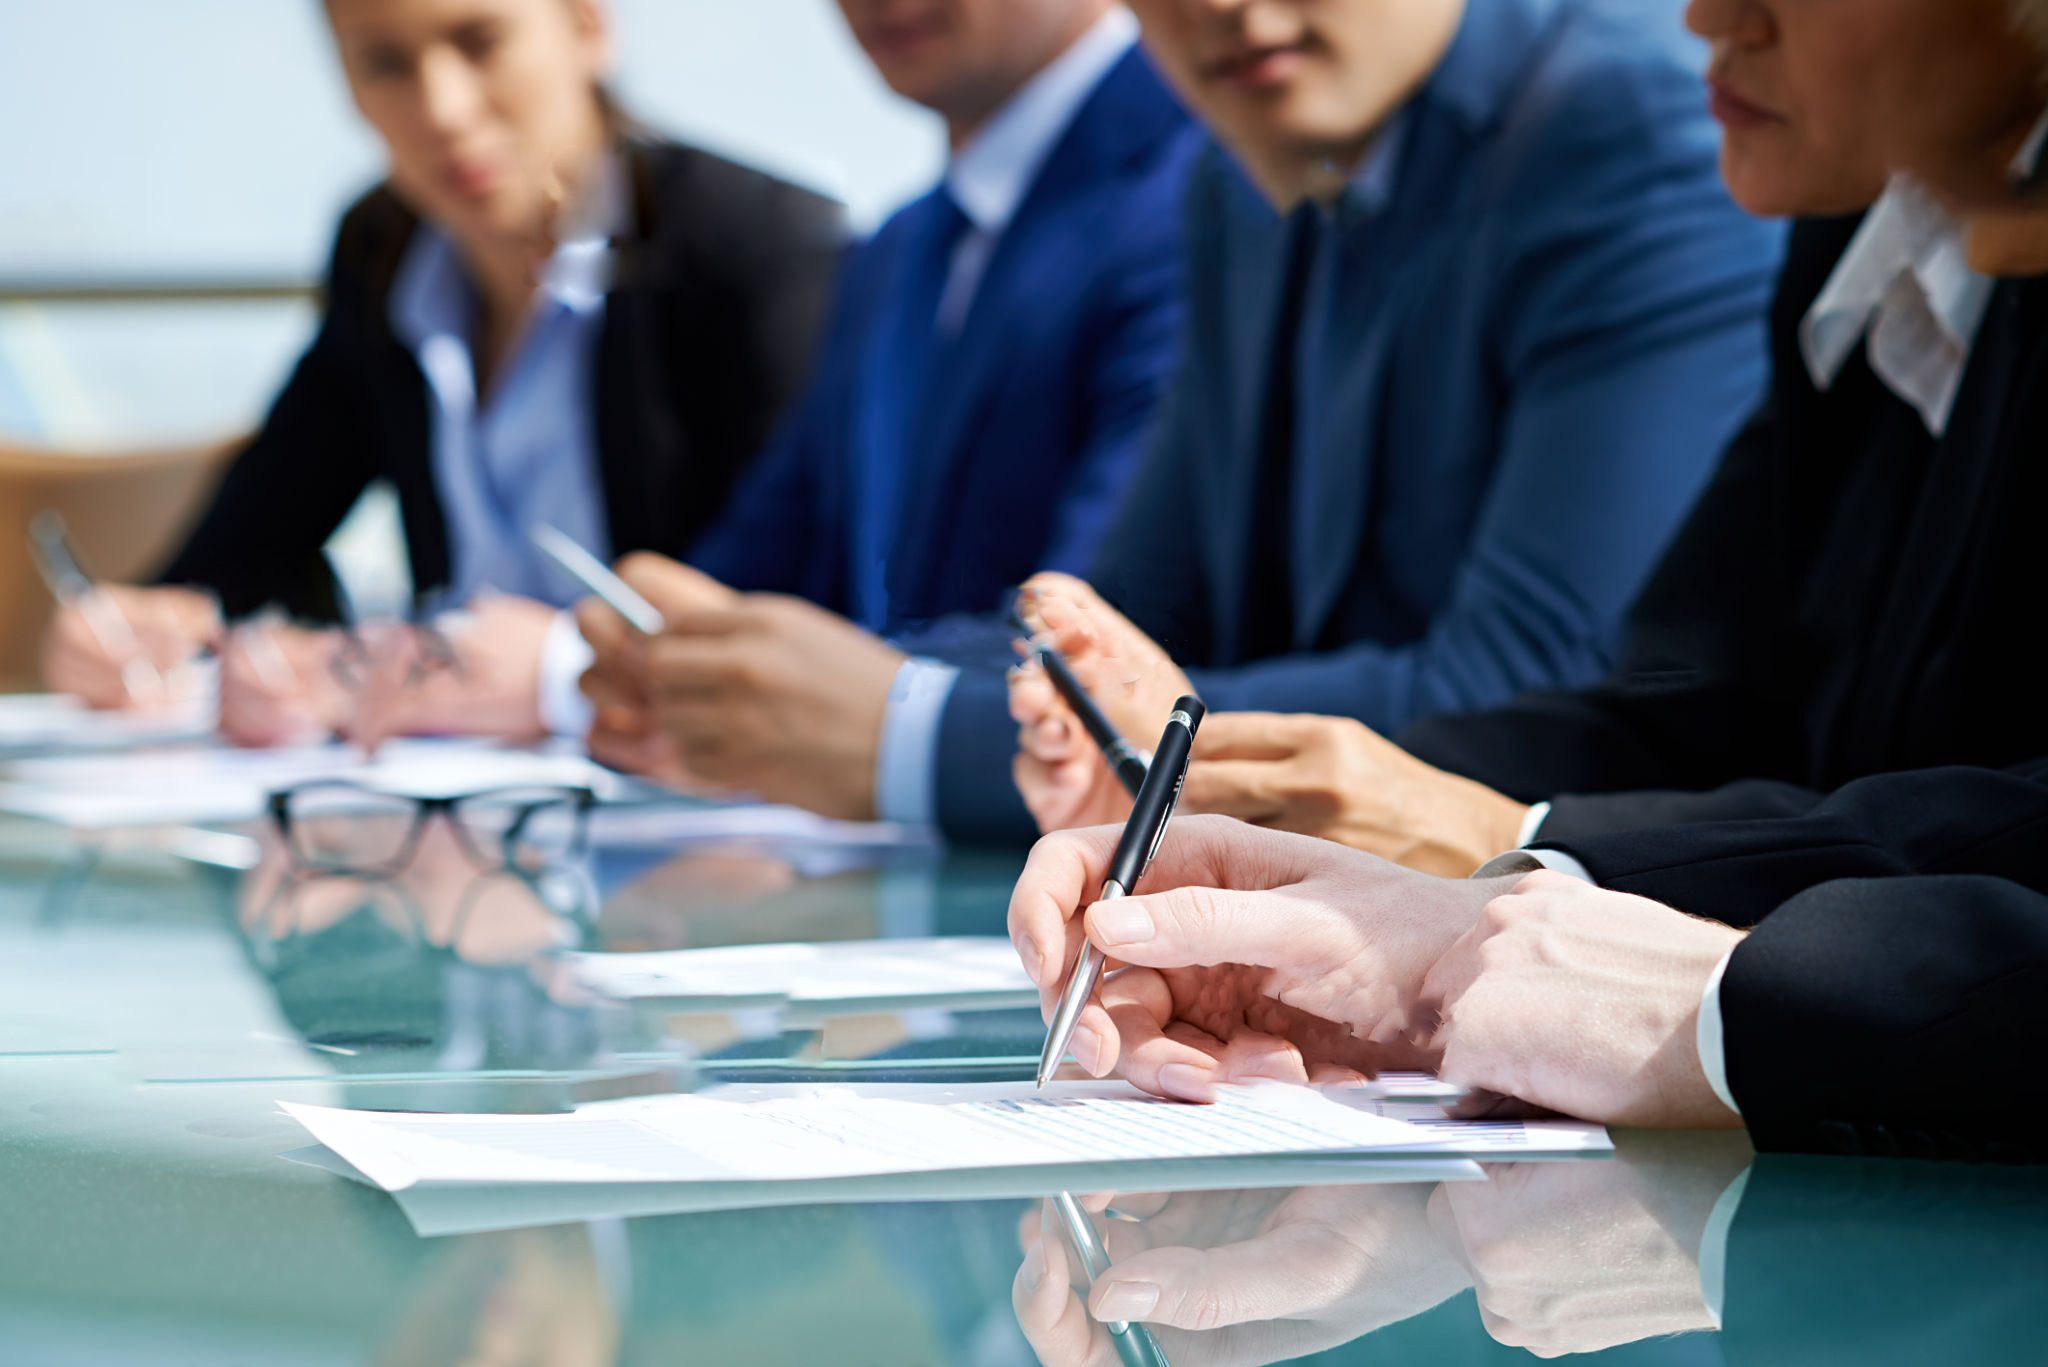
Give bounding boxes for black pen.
[1010,604,1149,797]
[1036,695,1205,1087]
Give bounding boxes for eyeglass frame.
[267,780,597,878]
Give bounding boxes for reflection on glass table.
[1011,1135,2048,1367]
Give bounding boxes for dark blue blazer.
[935,0,1785,843]
[687,48,1198,629]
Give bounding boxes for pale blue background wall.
[0,0,946,447]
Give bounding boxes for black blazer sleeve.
[1535,759,2048,926]
[1535,760,2048,1160]
[1721,874,2048,1161]
[1394,218,1864,806]
[154,197,401,618]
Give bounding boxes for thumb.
[613,554,737,621]
[1083,882,1354,978]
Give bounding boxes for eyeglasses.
[268,782,595,877]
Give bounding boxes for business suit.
[1399,216,2048,841]
[1533,759,2048,1162]
[686,47,1198,632]
[159,136,846,620]
[933,0,1783,844]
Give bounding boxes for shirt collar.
[944,6,1138,235]
[1799,173,1992,433]
[1325,110,1411,224]
[392,148,628,350]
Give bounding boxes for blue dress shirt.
[387,163,622,731]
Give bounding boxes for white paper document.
[568,937,1038,1013]
[282,1080,1504,1234]
[0,738,619,827]
[0,689,214,756]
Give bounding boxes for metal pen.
[1037,695,1205,1087]
[1009,603,1150,797]
[27,510,165,704]
[530,523,667,635]
[1051,1192,1173,1367]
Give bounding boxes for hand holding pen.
[1037,695,1206,1088]
[31,512,219,710]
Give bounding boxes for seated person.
[1016,0,2048,874]
[1010,763,2048,1160]
[41,0,845,742]
[576,0,1201,806]
[581,0,1783,837]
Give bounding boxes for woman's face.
[326,0,612,249]
[1686,0,2043,216]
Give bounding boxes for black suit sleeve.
[1721,874,2048,1162]
[155,217,385,619]
[1536,759,2048,926]
[1536,760,2048,1160]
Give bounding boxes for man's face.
[835,0,1108,135]
[1128,0,1465,207]
[1687,0,2044,216]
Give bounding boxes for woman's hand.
[1182,713,1531,877]
[217,619,352,747]
[347,595,558,751]
[41,584,219,710]
[1009,573,1193,834]
[1009,815,1511,1100]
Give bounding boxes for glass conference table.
[0,798,2041,1367]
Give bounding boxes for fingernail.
[1019,1239,1049,1293]
[1157,1063,1214,1101]
[1014,935,1043,986]
[1068,1025,1103,1074]
[1090,901,1155,946]
[1093,1281,1159,1322]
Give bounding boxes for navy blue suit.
[932,0,1784,843]
[688,49,1198,632]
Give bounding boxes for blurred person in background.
[581,0,1784,837]
[576,0,1200,799]
[1012,0,2048,875]
[40,0,844,746]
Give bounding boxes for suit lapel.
[884,48,1183,623]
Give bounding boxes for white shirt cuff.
[1698,946,1740,1120]
[1696,1166,1751,1328]
[538,608,596,738]
[1516,800,1552,847]
[873,657,960,827]
[1470,845,1595,883]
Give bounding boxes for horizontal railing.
[0,279,315,305]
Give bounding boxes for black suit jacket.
[1399,216,2048,837]
[159,137,845,618]
[1536,760,2048,1160]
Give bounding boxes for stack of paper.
[0,690,214,757]
[568,937,1039,1014]
[0,738,621,828]
[282,1079,1611,1235]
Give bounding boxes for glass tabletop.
[0,807,2040,1366]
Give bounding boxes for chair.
[0,439,238,692]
